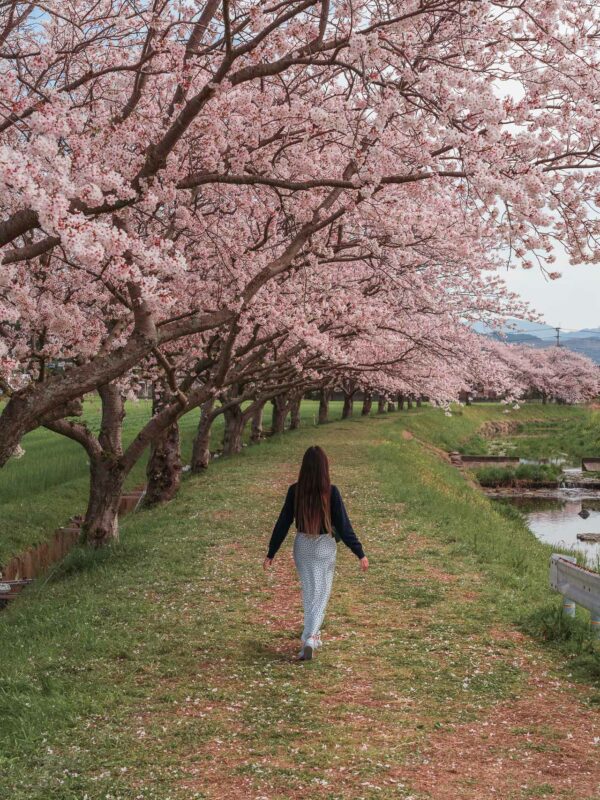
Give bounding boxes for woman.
[263,445,369,660]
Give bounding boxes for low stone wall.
[0,486,146,599]
[2,522,82,582]
[478,419,521,438]
[582,459,600,472]
[460,455,520,467]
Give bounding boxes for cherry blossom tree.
[18,239,522,545]
[468,340,600,404]
[511,345,600,405]
[0,106,545,543]
[3,0,600,467]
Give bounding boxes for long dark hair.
[294,446,332,536]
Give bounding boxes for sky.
[490,79,600,331]
[501,258,600,331]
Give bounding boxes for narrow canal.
[493,491,600,567]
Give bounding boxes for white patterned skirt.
[292,531,337,642]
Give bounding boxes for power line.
[493,325,582,336]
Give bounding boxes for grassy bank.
[455,405,599,464]
[474,463,563,488]
[396,401,586,455]
[0,406,599,799]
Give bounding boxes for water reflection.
[494,496,600,567]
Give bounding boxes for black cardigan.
[267,483,365,560]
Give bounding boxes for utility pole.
[555,326,561,347]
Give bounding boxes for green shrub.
[514,463,562,482]
[475,466,515,486]
[475,463,562,487]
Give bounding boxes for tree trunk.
[361,393,372,416]
[191,398,215,472]
[318,389,330,424]
[416,397,422,407]
[378,395,386,413]
[145,420,181,505]
[342,393,354,419]
[83,457,125,546]
[271,396,287,433]
[407,398,414,409]
[289,396,302,430]
[250,401,265,443]
[145,386,182,506]
[398,394,405,410]
[223,404,245,455]
[387,401,396,412]
[82,383,127,546]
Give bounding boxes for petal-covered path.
[1,411,599,800]
[170,418,600,799]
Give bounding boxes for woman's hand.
[359,556,369,572]
[263,557,273,571]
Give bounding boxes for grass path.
[1,410,600,799]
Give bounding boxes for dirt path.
[169,422,600,800]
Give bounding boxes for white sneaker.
[298,636,307,658]
[299,636,316,660]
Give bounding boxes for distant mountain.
[490,332,545,344]
[476,320,600,363]
[559,337,600,362]
[561,328,600,341]
[473,319,557,338]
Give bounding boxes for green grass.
[0,404,599,798]
[474,463,563,487]
[460,405,600,465]
[397,401,588,454]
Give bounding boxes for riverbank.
[457,406,600,465]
